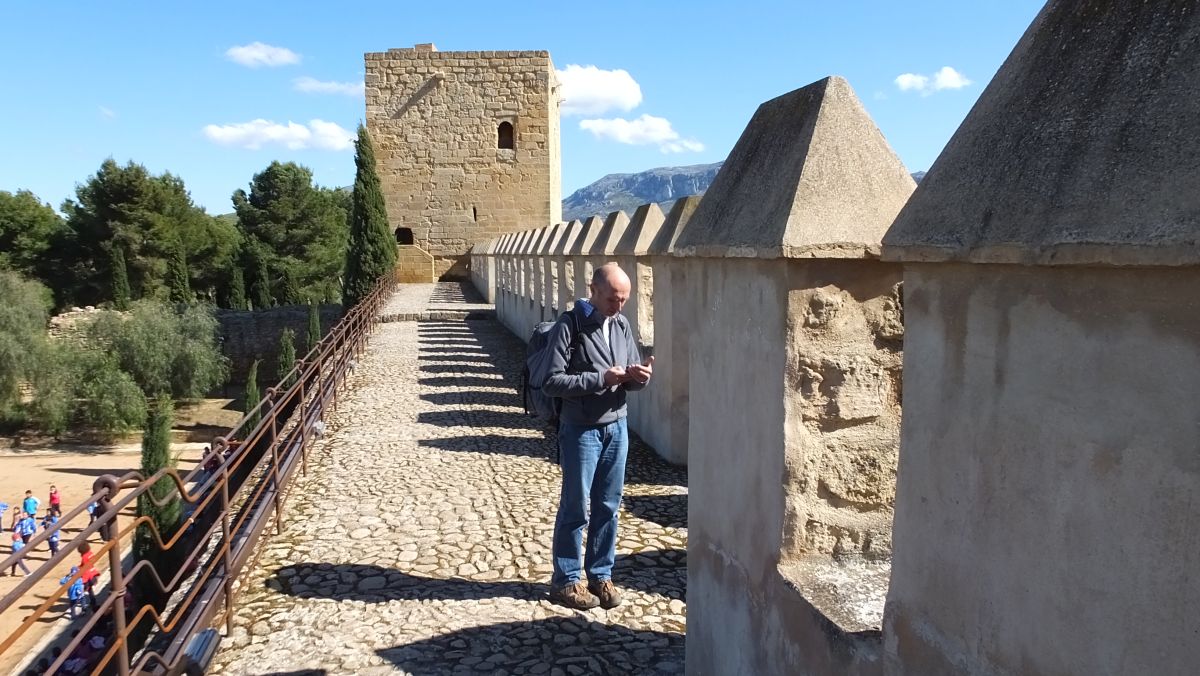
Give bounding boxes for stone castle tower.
[364,44,562,280]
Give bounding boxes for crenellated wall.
[451,3,1200,672]
[472,74,913,675]
[473,194,705,467]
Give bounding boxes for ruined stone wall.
[216,305,341,383]
[365,44,561,280]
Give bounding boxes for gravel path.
[211,283,687,676]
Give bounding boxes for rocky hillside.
[563,162,925,221]
[562,163,723,222]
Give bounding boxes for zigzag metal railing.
[0,278,395,676]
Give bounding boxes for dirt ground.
[0,397,239,675]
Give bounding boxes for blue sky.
[0,0,1045,216]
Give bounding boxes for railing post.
[94,475,131,676]
[297,359,308,476]
[217,443,235,635]
[265,389,283,535]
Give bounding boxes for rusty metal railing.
[0,279,394,675]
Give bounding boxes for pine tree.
[110,245,131,310]
[277,328,296,388]
[307,301,321,352]
[342,125,396,309]
[168,238,190,304]
[134,396,181,563]
[227,266,247,310]
[244,358,262,430]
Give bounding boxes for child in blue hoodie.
[9,532,30,576]
[60,567,87,618]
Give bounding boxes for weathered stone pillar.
[615,203,666,350]
[540,223,566,319]
[642,196,701,466]
[552,220,582,312]
[679,76,914,675]
[881,4,1200,674]
[567,216,603,302]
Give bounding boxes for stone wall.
[366,44,561,280]
[216,305,341,383]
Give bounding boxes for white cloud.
[933,66,972,90]
[293,76,364,97]
[98,106,116,118]
[225,42,301,68]
[894,73,930,92]
[202,119,354,150]
[894,66,972,96]
[579,114,703,153]
[556,64,642,116]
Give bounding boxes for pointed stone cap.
[497,232,515,255]
[568,216,604,255]
[529,225,555,254]
[883,2,1200,266]
[552,220,583,256]
[593,210,631,255]
[674,76,915,259]
[614,203,667,256]
[650,195,703,256]
[541,223,567,254]
[515,230,535,255]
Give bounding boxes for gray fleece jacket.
[532,299,647,426]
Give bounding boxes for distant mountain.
[562,162,926,221]
[562,163,723,222]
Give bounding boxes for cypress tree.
[244,358,262,430]
[342,124,396,309]
[277,328,296,388]
[307,301,321,352]
[135,396,181,563]
[279,266,300,306]
[168,238,191,304]
[227,266,247,310]
[251,256,272,310]
[110,245,131,311]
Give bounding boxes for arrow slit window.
[497,121,515,149]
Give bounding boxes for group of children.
[4,485,99,622]
[5,486,63,577]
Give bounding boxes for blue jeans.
[551,418,629,588]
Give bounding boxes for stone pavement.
[211,283,687,676]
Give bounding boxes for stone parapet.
[394,244,435,283]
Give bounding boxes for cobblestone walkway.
[212,283,687,676]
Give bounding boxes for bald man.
[536,262,654,609]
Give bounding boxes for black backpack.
[521,308,582,431]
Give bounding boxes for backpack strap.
[562,307,583,369]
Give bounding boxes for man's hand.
[603,366,628,387]
[626,356,654,384]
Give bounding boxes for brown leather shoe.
[588,579,623,609]
[550,581,600,610]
